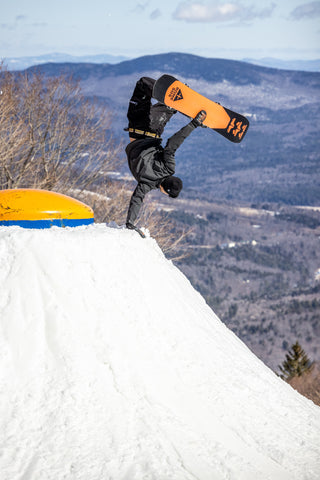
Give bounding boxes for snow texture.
[0,224,319,480]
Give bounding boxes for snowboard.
[153,74,249,143]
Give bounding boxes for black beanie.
[161,176,183,198]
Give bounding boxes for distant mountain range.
[1,53,129,71]
[2,52,320,72]
[9,52,320,206]
[243,57,320,72]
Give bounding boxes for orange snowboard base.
[153,74,249,143]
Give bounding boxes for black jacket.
[125,138,176,225]
[125,121,196,225]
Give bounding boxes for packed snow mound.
[0,224,319,480]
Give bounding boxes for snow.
[0,223,319,480]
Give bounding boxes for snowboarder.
[125,77,206,235]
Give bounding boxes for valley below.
[153,192,320,371]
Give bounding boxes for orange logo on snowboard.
[227,118,248,140]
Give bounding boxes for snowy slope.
[0,224,319,480]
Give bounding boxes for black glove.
[191,110,207,128]
[126,222,146,238]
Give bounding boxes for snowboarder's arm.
[126,182,153,226]
[163,121,197,168]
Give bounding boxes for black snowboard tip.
[152,74,177,103]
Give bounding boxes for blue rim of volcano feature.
[0,218,94,229]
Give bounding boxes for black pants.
[126,77,176,137]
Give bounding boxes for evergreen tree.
[278,341,312,380]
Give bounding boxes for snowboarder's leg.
[126,77,176,138]
[126,77,155,134]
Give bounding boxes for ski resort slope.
[0,224,319,480]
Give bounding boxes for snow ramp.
[0,224,319,480]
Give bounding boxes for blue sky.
[1,0,320,60]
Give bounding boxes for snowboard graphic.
[153,74,249,143]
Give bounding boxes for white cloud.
[290,1,320,20]
[173,1,275,23]
[173,2,239,22]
